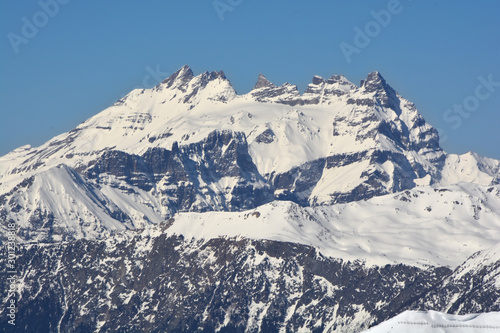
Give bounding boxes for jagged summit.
[159,65,382,98]
[304,73,356,97]
[327,74,349,83]
[307,74,351,86]
[311,75,325,85]
[360,71,396,94]
[350,71,401,112]
[161,64,194,88]
[200,69,227,81]
[159,66,394,97]
[158,66,391,103]
[253,73,275,89]
[159,65,231,94]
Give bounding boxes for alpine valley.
[1,65,499,332]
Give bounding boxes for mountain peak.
[253,74,276,90]
[311,75,325,85]
[327,74,350,84]
[356,70,402,112]
[304,74,355,97]
[179,64,192,74]
[161,65,194,89]
[201,70,227,81]
[360,71,391,93]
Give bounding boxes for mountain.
[1,229,499,332]
[1,65,499,243]
[1,65,499,331]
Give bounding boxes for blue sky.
[1,0,499,159]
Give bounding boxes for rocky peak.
[311,75,325,85]
[160,66,232,98]
[171,68,236,104]
[161,65,194,90]
[304,74,355,97]
[327,74,352,86]
[360,71,394,95]
[200,70,228,82]
[250,81,301,105]
[253,74,276,90]
[351,71,401,113]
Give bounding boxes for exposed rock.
[2,235,478,333]
[253,73,276,89]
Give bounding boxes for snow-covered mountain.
[1,65,499,332]
[163,183,500,268]
[1,65,499,244]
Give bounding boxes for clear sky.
[1,0,499,159]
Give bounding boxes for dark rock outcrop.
[1,234,497,332]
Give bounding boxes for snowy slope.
[165,183,500,268]
[454,241,500,280]
[363,310,500,333]
[0,164,131,242]
[439,152,500,186]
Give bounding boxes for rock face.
[1,65,500,331]
[253,73,275,90]
[413,243,500,315]
[0,130,274,242]
[1,234,499,333]
[86,129,273,212]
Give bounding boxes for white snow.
[310,159,370,200]
[0,164,128,241]
[363,310,500,333]
[438,152,500,186]
[165,183,500,268]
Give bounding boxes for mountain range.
[1,65,499,332]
